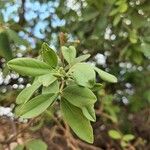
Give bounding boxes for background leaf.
[0,31,13,60]
[122,134,135,141]
[6,29,28,46]
[26,139,47,150]
[108,130,122,139]
[14,145,24,150]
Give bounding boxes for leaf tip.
[86,134,94,144]
[112,76,118,83]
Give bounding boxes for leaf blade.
[94,67,117,83]
[41,42,58,68]
[82,105,96,122]
[61,46,76,64]
[42,80,59,94]
[16,80,42,104]
[38,73,57,87]
[16,93,57,118]
[62,85,96,108]
[73,54,90,64]
[72,63,95,88]
[61,100,93,143]
[7,58,52,76]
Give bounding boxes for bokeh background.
[0,0,150,149]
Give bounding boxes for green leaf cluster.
[7,43,117,143]
[108,129,135,148]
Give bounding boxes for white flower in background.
[110,34,116,40]
[95,53,106,65]
[123,18,131,25]
[0,106,28,123]
[122,96,129,105]
[104,27,112,40]
[0,106,14,119]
